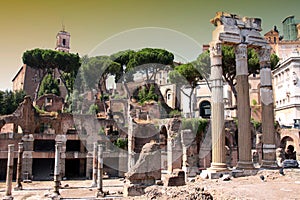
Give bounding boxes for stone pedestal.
[259,46,277,168]
[167,136,182,173]
[86,152,93,179]
[235,44,254,170]
[22,134,34,181]
[55,135,66,177]
[181,130,199,178]
[164,169,185,186]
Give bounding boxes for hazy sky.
[1,0,300,90]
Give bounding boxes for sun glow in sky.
[1,0,300,90]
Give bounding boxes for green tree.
[137,84,158,104]
[126,48,174,84]
[81,55,120,96]
[38,74,60,97]
[169,62,203,116]
[110,50,135,82]
[0,90,26,115]
[22,48,81,99]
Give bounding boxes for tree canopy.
[0,90,26,115]
[22,48,81,98]
[81,55,121,95]
[169,62,203,116]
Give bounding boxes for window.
[62,39,66,46]
[45,97,53,106]
[167,93,171,100]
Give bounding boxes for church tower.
[55,25,70,53]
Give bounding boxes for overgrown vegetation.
[114,138,128,149]
[181,118,208,135]
[137,84,158,104]
[88,104,99,115]
[169,109,181,118]
[251,118,262,130]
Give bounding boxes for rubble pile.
[142,183,213,200]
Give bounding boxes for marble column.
[53,142,62,195]
[235,43,254,169]
[91,142,98,187]
[209,42,227,171]
[96,144,105,197]
[259,46,277,168]
[4,144,14,200]
[15,143,24,190]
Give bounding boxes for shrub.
[115,138,128,149]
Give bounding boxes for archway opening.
[281,136,296,160]
[199,100,211,118]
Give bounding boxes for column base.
[91,181,97,187]
[208,162,228,172]
[261,160,278,169]
[236,161,254,170]
[231,168,258,178]
[200,162,229,179]
[2,196,13,200]
[14,184,22,191]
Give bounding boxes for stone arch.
[159,125,168,148]
[280,136,297,160]
[199,100,211,118]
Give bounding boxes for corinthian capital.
[210,42,222,57]
[235,43,247,60]
[259,45,271,63]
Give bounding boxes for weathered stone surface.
[125,142,161,184]
[123,183,147,197]
[164,169,185,187]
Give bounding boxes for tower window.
[62,39,66,46]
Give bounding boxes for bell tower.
[55,25,70,53]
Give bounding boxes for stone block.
[123,182,147,197]
[164,169,185,186]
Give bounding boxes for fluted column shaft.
[259,46,277,168]
[209,42,227,171]
[235,44,254,169]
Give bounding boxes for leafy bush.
[98,127,105,135]
[169,110,181,118]
[88,104,99,114]
[181,118,208,135]
[115,138,128,149]
[251,118,262,130]
[137,84,158,104]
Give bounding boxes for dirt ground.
[0,169,299,200]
